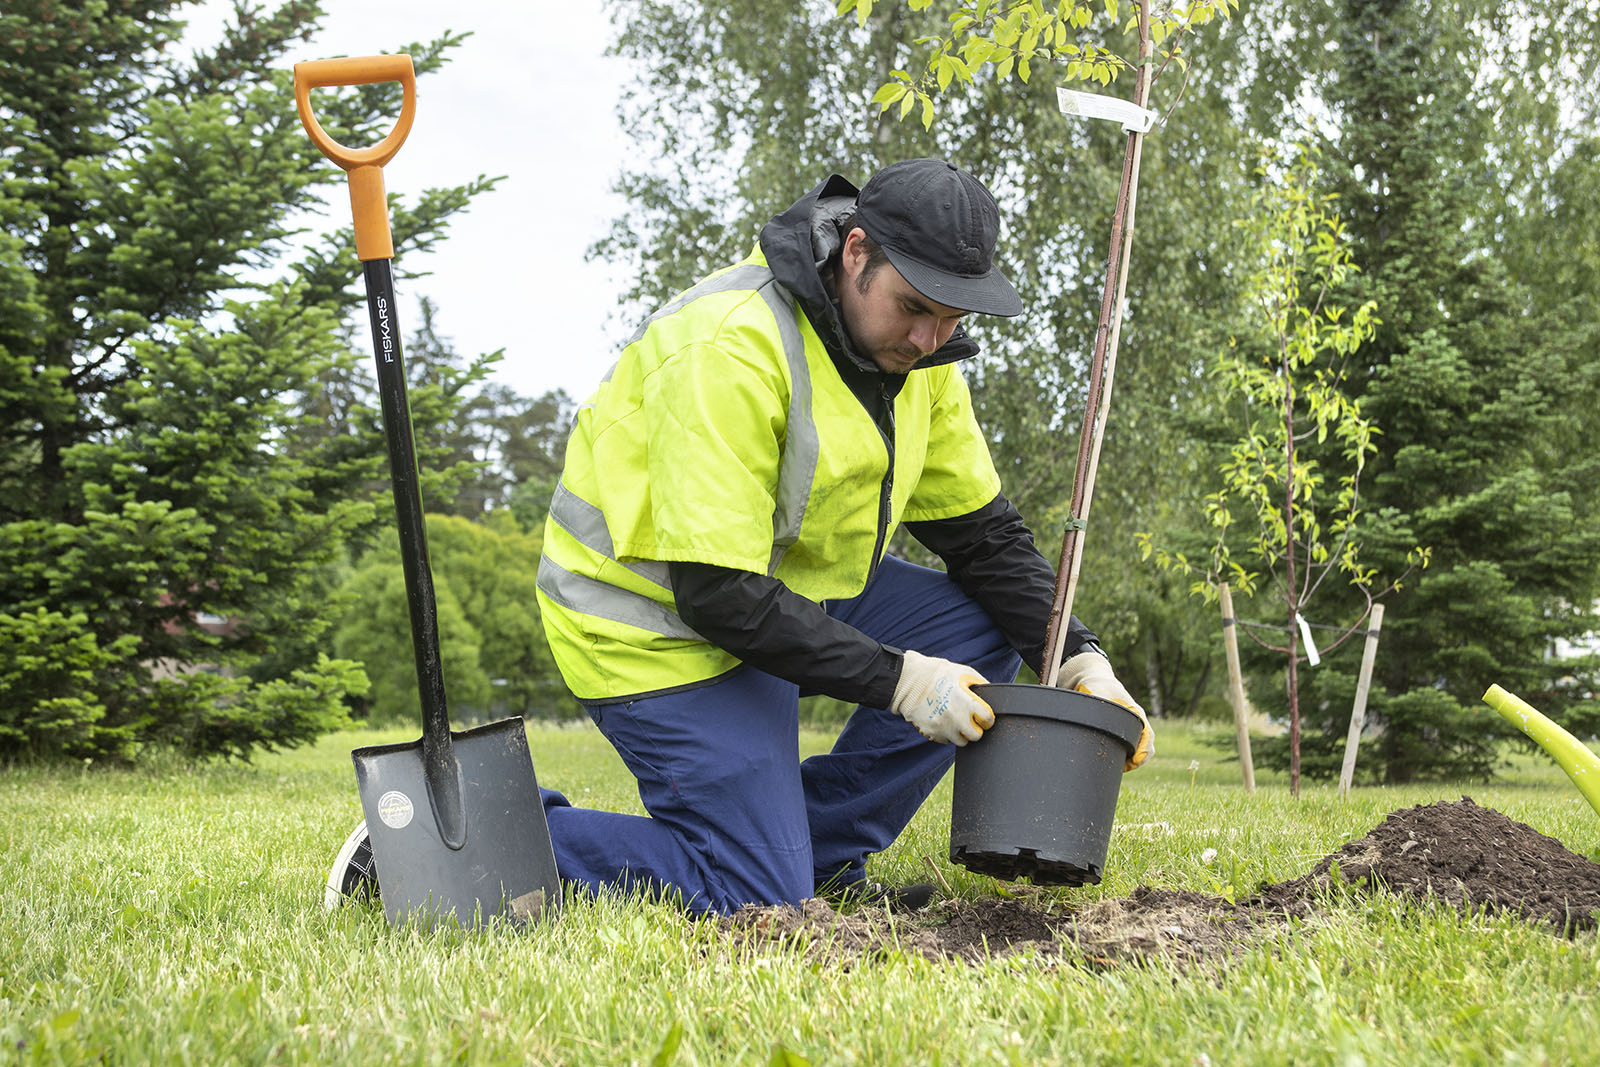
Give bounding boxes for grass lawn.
[3,718,1597,1066]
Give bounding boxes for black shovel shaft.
[361,260,460,804]
[362,260,446,726]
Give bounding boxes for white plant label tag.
[1056,87,1157,133]
[1296,614,1321,667]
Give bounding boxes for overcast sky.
[183,0,634,404]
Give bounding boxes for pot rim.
[972,682,1144,754]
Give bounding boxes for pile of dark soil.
[1259,796,1600,931]
[720,798,1600,967]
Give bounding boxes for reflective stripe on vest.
[536,262,816,639]
[536,553,703,641]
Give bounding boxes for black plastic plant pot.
[949,683,1143,886]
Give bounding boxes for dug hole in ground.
[722,798,1600,967]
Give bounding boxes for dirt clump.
[720,797,1600,967]
[1256,796,1600,933]
[721,886,1267,968]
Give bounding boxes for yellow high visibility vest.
[537,248,1001,703]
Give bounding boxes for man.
[531,156,1150,913]
[325,159,1151,917]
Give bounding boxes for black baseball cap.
[853,158,1024,318]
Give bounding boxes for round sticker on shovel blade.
[377,790,414,829]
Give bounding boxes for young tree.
[1141,147,1426,794]
[0,0,491,760]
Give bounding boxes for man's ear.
[839,226,868,285]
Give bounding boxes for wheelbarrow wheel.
[323,818,380,911]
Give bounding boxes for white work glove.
[1056,649,1154,771]
[891,650,995,746]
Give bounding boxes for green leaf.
[995,9,1025,46]
[1020,22,1042,57]
[871,82,905,108]
[964,38,995,66]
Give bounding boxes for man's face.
[836,228,967,375]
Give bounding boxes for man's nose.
[908,317,938,354]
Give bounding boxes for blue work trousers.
[540,555,1022,915]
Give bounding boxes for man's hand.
[892,650,994,746]
[1056,650,1153,771]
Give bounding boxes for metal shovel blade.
[353,716,561,927]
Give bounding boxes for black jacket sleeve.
[667,493,1098,708]
[903,491,1098,677]
[668,561,903,708]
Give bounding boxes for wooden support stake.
[1218,583,1255,793]
[1338,603,1385,798]
[1040,4,1154,685]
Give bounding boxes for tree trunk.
[1283,353,1301,797]
[1287,617,1301,797]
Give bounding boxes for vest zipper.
[867,378,895,581]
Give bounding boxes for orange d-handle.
[293,55,417,262]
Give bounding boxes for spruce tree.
[0,0,490,760]
[1254,0,1600,781]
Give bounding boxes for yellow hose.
[1482,684,1600,817]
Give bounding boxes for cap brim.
[882,245,1024,318]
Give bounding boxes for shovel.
[293,55,561,926]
